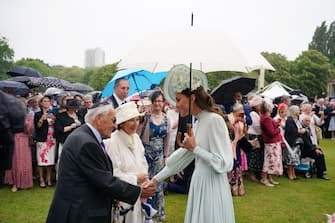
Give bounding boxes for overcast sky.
[0,0,334,68]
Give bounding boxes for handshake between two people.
[137,173,158,199]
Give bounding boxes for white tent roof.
[258,81,291,99]
[257,81,309,103]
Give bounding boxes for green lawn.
[0,139,334,223]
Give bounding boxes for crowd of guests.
[0,79,334,222]
[223,92,331,197]
[0,91,95,191]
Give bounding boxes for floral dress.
[228,121,245,196]
[5,114,34,189]
[143,115,168,221]
[36,118,56,166]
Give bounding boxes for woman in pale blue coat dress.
[149,86,235,223]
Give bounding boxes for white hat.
[248,95,263,107]
[27,93,42,102]
[137,98,152,106]
[115,101,143,125]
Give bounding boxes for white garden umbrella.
[119,31,274,74]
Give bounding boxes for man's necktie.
[100,141,108,155]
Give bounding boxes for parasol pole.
[188,12,193,130]
[176,13,194,146]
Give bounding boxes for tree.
[0,36,14,79]
[261,52,294,86]
[309,21,335,62]
[14,58,53,76]
[88,63,118,90]
[262,50,335,98]
[52,65,85,83]
[327,22,335,61]
[291,50,333,97]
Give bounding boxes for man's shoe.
[317,175,330,180]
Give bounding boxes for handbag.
[248,138,260,150]
[315,125,323,140]
[247,134,260,150]
[112,202,134,223]
[112,203,121,223]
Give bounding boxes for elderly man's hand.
[140,178,157,198]
[137,173,149,184]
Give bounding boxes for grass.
[0,139,334,223]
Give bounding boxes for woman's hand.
[181,131,196,152]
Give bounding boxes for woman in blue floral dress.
[139,91,170,222]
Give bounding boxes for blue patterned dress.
[144,115,168,221]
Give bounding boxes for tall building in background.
[84,48,105,68]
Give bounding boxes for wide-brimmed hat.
[116,101,143,125]
[248,95,263,107]
[27,93,42,103]
[65,98,81,109]
[137,98,152,106]
[129,95,152,106]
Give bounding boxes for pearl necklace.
[151,113,163,118]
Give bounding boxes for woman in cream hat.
[104,102,151,223]
[246,95,264,183]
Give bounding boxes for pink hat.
[249,95,263,107]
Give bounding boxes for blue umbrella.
[101,69,167,98]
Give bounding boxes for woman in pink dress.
[5,98,34,192]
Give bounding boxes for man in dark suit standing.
[78,94,94,124]
[46,103,155,223]
[103,78,130,108]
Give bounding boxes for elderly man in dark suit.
[46,103,155,223]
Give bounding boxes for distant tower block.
[85,48,105,68]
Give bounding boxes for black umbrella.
[7,76,36,88]
[0,80,31,95]
[7,66,43,77]
[28,77,72,90]
[210,76,256,105]
[69,83,94,92]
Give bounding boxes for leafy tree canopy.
[309,21,335,62]
[14,58,53,76]
[0,36,14,79]
[262,50,335,98]
[52,65,85,83]
[88,63,118,90]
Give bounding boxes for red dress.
[5,114,34,189]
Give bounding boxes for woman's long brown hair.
[181,86,225,118]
